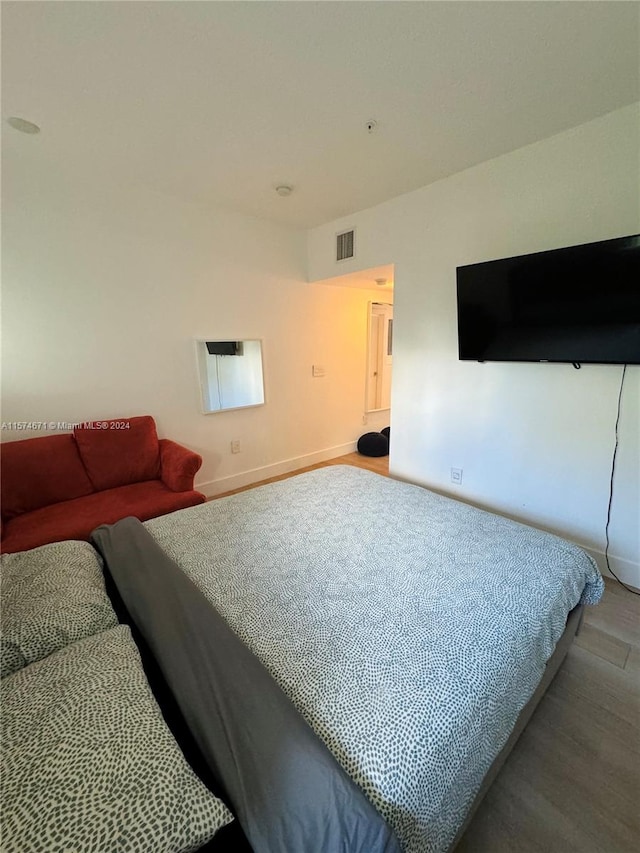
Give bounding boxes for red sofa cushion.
[1,481,205,554]
[1,435,94,521]
[74,416,160,492]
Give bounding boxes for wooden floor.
[214,453,640,852]
[211,451,389,499]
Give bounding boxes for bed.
[93,465,604,853]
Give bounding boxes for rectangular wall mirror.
[196,339,265,413]
[366,302,393,412]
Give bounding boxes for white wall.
[308,104,640,586]
[1,157,385,495]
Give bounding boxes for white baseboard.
[196,441,357,497]
[583,547,640,591]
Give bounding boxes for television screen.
[456,234,640,365]
[206,341,240,356]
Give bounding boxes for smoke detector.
[375,278,387,287]
[275,184,293,197]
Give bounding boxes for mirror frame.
[195,338,266,414]
[365,301,393,414]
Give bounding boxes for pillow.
[0,540,118,678]
[74,415,161,491]
[1,625,234,852]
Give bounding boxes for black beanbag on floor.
[357,432,389,457]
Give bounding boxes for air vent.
[336,229,355,262]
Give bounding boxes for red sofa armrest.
[159,439,203,493]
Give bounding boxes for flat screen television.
[205,341,241,356]
[456,234,640,365]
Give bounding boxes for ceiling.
[2,1,638,229]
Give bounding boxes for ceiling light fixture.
[275,185,293,197]
[6,116,40,134]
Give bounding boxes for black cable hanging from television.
[604,364,639,596]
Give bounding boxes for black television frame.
[205,341,241,356]
[456,234,640,366]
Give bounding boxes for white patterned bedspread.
[145,465,603,853]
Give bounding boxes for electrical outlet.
[451,467,463,485]
[231,439,241,454]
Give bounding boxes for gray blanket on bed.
[92,517,400,853]
[141,465,604,853]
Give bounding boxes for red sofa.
[1,416,206,554]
